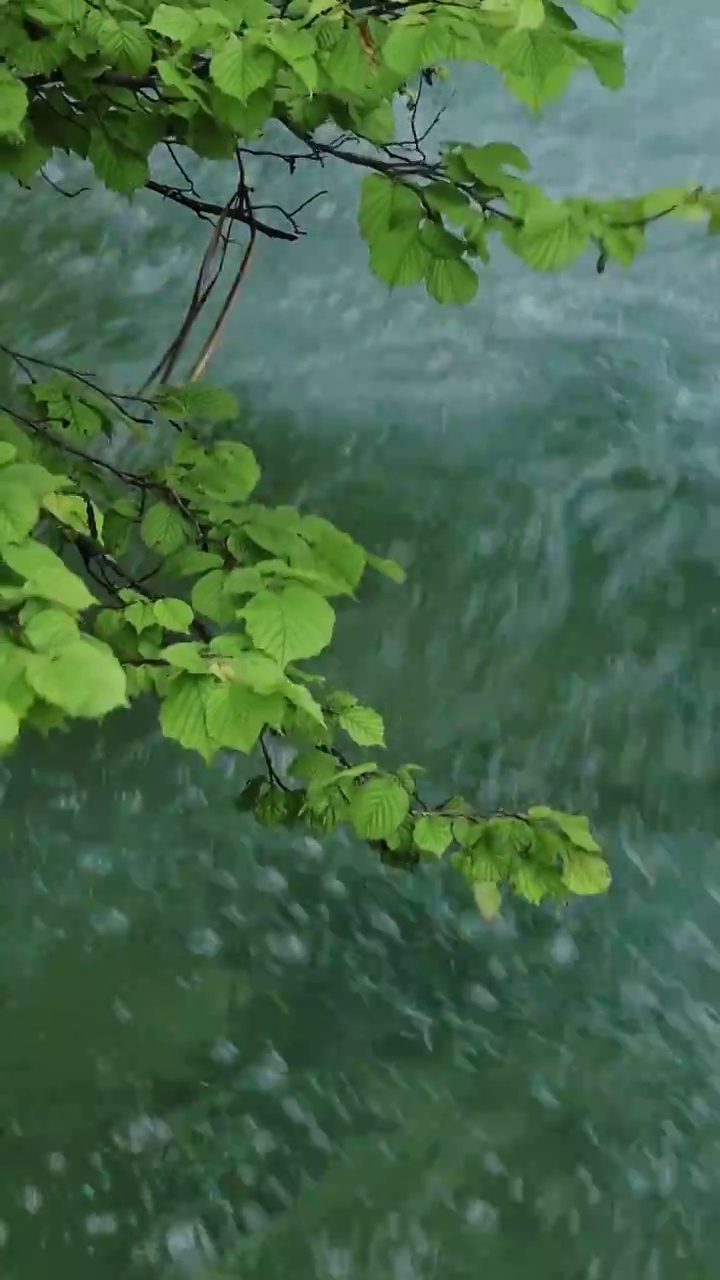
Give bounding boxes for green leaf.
[422,182,471,220]
[267,22,318,92]
[351,101,394,145]
[497,24,568,82]
[140,501,190,555]
[88,130,148,194]
[359,174,422,242]
[297,518,366,593]
[289,748,339,785]
[367,552,406,584]
[191,569,235,624]
[282,676,326,726]
[515,0,545,28]
[419,221,465,260]
[154,597,194,633]
[25,640,127,718]
[511,862,554,904]
[382,17,429,75]
[0,477,39,543]
[324,26,372,92]
[210,34,276,102]
[513,202,590,270]
[528,806,601,852]
[241,585,335,665]
[425,257,479,304]
[205,681,284,751]
[160,673,216,761]
[349,775,410,841]
[148,4,201,42]
[99,19,153,74]
[188,441,260,501]
[369,227,431,289]
[414,814,453,857]
[221,649,284,692]
[459,141,530,185]
[561,852,611,896]
[157,384,239,421]
[224,566,265,596]
[473,881,502,920]
[0,72,28,138]
[567,34,624,88]
[337,702,385,747]
[0,702,19,747]
[23,607,79,651]
[161,642,210,673]
[44,492,104,540]
[4,540,95,610]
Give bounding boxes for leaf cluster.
[0,368,611,914]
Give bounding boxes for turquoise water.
[3,3,720,1276]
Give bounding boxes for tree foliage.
[2,0,708,913]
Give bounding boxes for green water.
[4,4,720,1277]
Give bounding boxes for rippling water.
[3,2,720,1277]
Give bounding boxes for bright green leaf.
[23,607,79,651]
[25,640,127,717]
[241,585,335,666]
[337,702,385,747]
[425,256,479,304]
[160,673,216,761]
[140,501,191,555]
[414,814,453,857]
[349,774,410,841]
[0,702,19,747]
[473,881,502,919]
[211,34,276,102]
[0,71,28,138]
[205,681,284,751]
[154,597,194,633]
[561,852,612,896]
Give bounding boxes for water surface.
[3,4,720,1277]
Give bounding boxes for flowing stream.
[3,3,720,1277]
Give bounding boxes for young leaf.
[241,585,335,665]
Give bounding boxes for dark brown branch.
[144,179,299,242]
